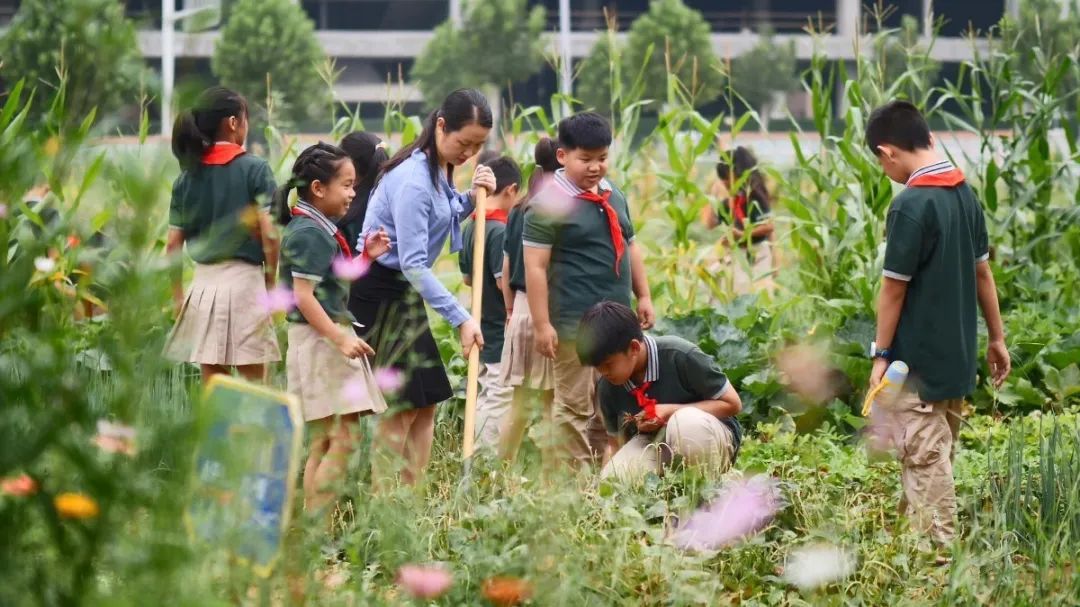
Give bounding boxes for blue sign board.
[187,375,302,576]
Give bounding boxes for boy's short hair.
[576,301,643,366]
[866,100,932,155]
[485,156,522,195]
[558,112,612,151]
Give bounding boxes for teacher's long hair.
[379,88,493,187]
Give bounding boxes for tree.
[575,33,618,112]
[0,0,146,128]
[212,0,326,128]
[412,22,483,105]
[622,0,724,106]
[411,0,547,111]
[729,30,797,126]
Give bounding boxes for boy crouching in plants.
[866,101,1010,555]
[577,301,743,481]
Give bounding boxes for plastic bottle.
[861,360,909,416]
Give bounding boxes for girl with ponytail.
[275,142,391,516]
[353,88,496,486]
[496,136,562,462]
[163,86,281,385]
[336,132,394,328]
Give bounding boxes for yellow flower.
[54,492,100,519]
[239,206,260,231]
[43,136,60,157]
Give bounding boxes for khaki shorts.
[475,362,514,449]
[601,407,735,482]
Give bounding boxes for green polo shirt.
[597,335,742,451]
[883,164,990,402]
[503,204,528,293]
[523,172,634,340]
[459,216,508,364]
[279,205,352,324]
[168,154,276,265]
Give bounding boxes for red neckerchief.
[629,381,663,424]
[469,208,510,224]
[290,206,352,259]
[908,169,966,188]
[730,193,748,225]
[201,143,246,166]
[577,188,625,276]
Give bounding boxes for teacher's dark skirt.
[348,262,453,409]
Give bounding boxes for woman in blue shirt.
[354,88,495,485]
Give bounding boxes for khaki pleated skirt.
[163,261,280,366]
[286,323,388,422]
[499,291,554,391]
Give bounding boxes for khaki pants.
[600,407,735,482]
[552,342,606,466]
[889,392,964,546]
[475,362,514,450]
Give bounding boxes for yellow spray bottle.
[861,360,909,416]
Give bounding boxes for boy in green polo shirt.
[866,101,1011,550]
[576,301,742,481]
[459,156,522,449]
[523,112,655,467]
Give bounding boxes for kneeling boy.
[577,301,742,481]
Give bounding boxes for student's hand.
[459,318,485,357]
[534,322,559,360]
[987,339,1011,388]
[869,358,888,388]
[636,296,656,330]
[471,164,497,197]
[635,413,664,434]
[363,227,392,259]
[336,332,374,359]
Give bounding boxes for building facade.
[0,0,1012,109]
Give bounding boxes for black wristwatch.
[869,341,892,360]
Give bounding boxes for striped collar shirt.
[906,160,956,187]
[551,169,612,197]
[622,335,659,391]
[295,200,338,237]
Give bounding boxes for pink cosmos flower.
[257,285,296,314]
[775,345,837,405]
[671,475,782,551]
[0,203,8,219]
[396,564,453,599]
[1,474,37,497]
[340,378,368,402]
[332,255,371,281]
[374,367,405,394]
